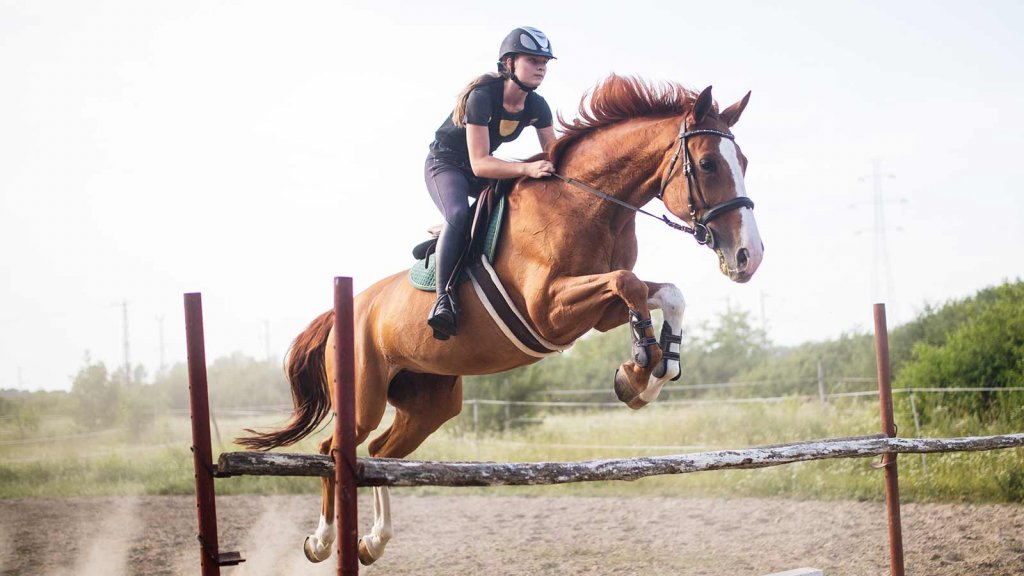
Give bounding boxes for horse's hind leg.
[304,327,389,564]
[303,436,338,562]
[356,371,463,566]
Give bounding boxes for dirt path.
[1,494,1022,575]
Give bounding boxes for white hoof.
[303,535,332,563]
[357,537,378,566]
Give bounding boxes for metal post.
[334,278,359,576]
[185,293,220,576]
[909,393,928,478]
[873,303,905,576]
[817,361,827,405]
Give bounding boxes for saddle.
[408,181,509,291]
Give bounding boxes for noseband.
[553,116,754,249]
[655,118,755,248]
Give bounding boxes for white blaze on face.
[717,138,747,198]
[717,138,761,255]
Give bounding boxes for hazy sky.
[2,1,1022,391]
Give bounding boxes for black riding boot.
[427,224,465,340]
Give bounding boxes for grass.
[1,398,1022,502]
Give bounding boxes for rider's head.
[497,27,555,93]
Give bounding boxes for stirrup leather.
[628,309,659,368]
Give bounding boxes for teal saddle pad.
[409,193,506,291]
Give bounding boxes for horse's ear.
[720,91,751,127]
[693,86,714,123]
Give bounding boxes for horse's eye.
[699,159,716,172]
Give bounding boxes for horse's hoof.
[357,537,378,566]
[613,368,636,404]
[303,535,330,563]
[627,396,649,410]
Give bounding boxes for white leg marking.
[642,284,686,402]
[361,486,393,561]
[307,513,336,560]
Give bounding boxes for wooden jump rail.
[216,433,1024,486]
[185,277,1024,576]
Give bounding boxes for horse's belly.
[367,274,544,377]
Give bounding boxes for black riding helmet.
[497,27,555,93]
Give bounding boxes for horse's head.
[659,86,763,283]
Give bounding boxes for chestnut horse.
[238,75,763,565]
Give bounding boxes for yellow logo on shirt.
[499,119,520,137]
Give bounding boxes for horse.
[237,75,763,565]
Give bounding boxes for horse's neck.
[503,116,675,269]
[558,117,673,218]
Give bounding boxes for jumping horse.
[238,75,764,565]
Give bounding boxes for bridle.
[553,116,755,249]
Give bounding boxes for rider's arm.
[467,125,553,179]
[537,126,556,152]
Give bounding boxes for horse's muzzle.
[718,239,763,282]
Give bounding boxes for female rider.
[425,26,557,340]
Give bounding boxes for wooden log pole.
[218,432,1024,486]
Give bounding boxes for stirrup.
[652,322,682,381]
[628,310,658,368]
[427,292,458,340]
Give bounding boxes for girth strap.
[467,255,572,358]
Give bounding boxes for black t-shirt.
[431,80,552,164]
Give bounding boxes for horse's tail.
[235,309,335,451]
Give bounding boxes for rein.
[551,172,701,236]
[552,117,754,249]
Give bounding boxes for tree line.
[2,280,1021,435]
[460,280,1024,431]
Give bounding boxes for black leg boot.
[427,224,464,340]
[428,291,457,340]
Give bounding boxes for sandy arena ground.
[1,494,1022,575]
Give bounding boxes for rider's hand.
[523,160,555,179]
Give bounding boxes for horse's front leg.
[546,270,662,410]
[640,282,685,403]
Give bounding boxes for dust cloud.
[221,496,338,576]
[41,497,141,576]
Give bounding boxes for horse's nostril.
[737,248,749,271]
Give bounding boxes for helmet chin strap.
[501,59,536,93]
[510,73,536,93]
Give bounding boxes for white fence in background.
[4,385,1023,449]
